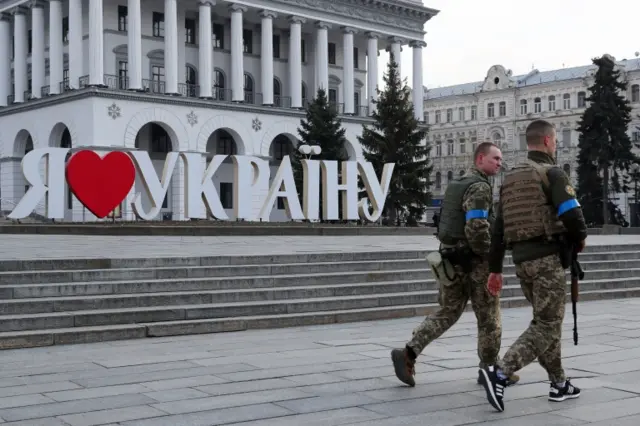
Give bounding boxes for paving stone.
[143,388,210,403]
[58,405,167,426]
[224,407,387,425]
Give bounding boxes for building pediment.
[481,65,515,92]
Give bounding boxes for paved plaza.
[0,234,640,259]
[0,298,639,425]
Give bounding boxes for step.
[0,276,634,332]
[0,250,430,272]
[0,288,632,350]
[0,258,430,285]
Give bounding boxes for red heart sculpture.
[66,150,136,218]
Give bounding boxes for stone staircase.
[0,243,639,349]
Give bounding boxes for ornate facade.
[422,57,640,220]
[0,0,437,222]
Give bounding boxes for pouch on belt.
[426,251,455,287]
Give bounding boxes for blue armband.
[465,209,488,221]
[557,198,580,216]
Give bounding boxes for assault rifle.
[570,251,584,346]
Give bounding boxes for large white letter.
[181,152,229,220]
[357,160,395,222]
[320,160,359,220]
[259,155,304,221]
[8,148,69,219]
[230,155,270,220]
[129,151,179,220]
[301,159,320,221]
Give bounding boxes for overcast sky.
[379,0,640,89]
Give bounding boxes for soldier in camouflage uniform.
[391,142,519,387]
[479,120,588,412]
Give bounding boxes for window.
[243,29,252,53]
[185,18,196,44]
[563,93,570,109]
[435,140,442,156]
[487,103,494,118]
[563,164,571,177]
[492,133,502,147]
[447,171,453,183]
[520,99,527,114]
[446,108,452,122]
[185,65,196,96]
[62,17,69,42]
[214,69,225,100]
[435,110,441,123]
[459,138,466,154]
[458,107,464,121]
[328,43,336,64]
[632,131,640,142]
[353,47,359,69]
[244,73,254,103]
[578,91,586,108]
[328,88,337,104]
[435,172,441,189]
[151,123,170,152]
[499,101,506,116]
[217,134,236,155]
[151,65,164,93]
[534,97,541,113]
[153,12,164,37]
[301,83,307,103]
[633,85,640,102]
[118,61,128,90]
[548,95,556,111]
[274,78,281,106]
[273,137,291,161]
[118,6,127,32]
[277,197,286,210]
[447,139,454,155]
[301,39,306,62]
[424,111,429,124]
[562,129,571,148]
[220,182,233,209]
[471,105,477,120]
[354,92,360,111]
[213,24,224,49]
[519,133,526,150]
[273,35,280,58]
[471,137,477,152]
[459,170,465,176]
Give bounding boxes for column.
[229,3,247,102]
[288,16,304,108]
[388,37,402,78]
[164,0,178,94]
[127,0,142,90]
[198,0,213,98]
[411,40,426,121]
[31,3,45,99]
[366,32,379,115]
[342,27,356,114]
[260,10,276,105]
[0,14,10,106]
[68,0,83,89]
[12,8,27,103]
[315,21,330,93]
[88,0,104,86]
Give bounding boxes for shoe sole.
[391,349,415,387]
[549,393,580,402]
[479,369,504,412]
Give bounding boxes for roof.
[424,57,640,100]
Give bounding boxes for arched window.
[563,163,571,177]
[534,97,542,113]
[447,170,453,183]
[435,172,441,189]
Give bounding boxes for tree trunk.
[602,165,609,225]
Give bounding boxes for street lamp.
[298,144,322,159]
[631,163,640,227]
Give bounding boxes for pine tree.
[291,88,349,221]
[576,54,636,226]
[357,53,432,225]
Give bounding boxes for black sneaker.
[477,370,520,386]
[549,379,581,402]
[391,348,416,387]
[479,366,507,412]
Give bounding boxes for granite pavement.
[0,298,640,425]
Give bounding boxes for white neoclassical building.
[423,57,640,222]
[0,0,437,222]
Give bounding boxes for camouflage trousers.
[498,254,566,383]
[407,258,501,367]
